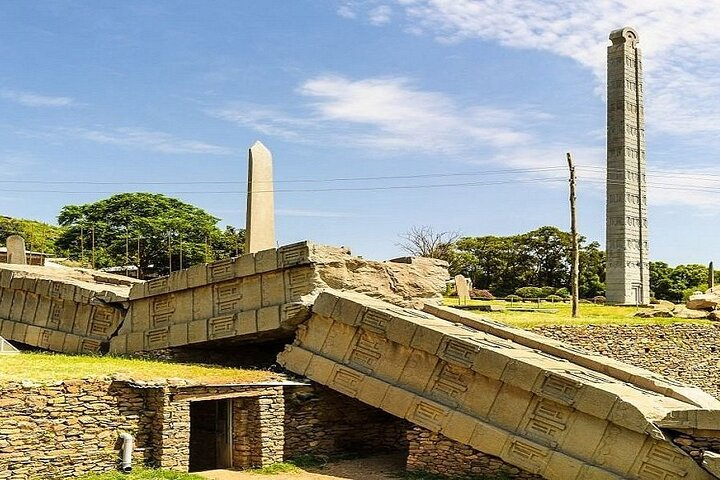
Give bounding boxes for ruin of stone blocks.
[279,290,720,480]
[6,235,27,265]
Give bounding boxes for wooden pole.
[80,225,84,265]
[168,231,172,274]
[567,152,580,318]
[91,226,96,270]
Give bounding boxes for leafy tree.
[650,261,707,303]
[452,226,605,297]
[55,193,245,276]
[0,217,62,254]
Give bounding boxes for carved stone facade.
[606,26,650,305]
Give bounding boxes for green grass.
[74,468,203,480]
[250,462,303,474]
[0,351,279,384]
[400,470,511,480]
[443,298,713,328]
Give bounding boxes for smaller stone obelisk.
[6,235,27,265]
[245,141,276,253]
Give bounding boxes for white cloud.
[1,89,76,107]
[211,74,537,154]
[368,5,392,25]
[27,126,234,155]
[350,1,720,138]
[337,4,357,19]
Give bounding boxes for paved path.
[197,453,406,480]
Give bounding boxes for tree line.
[401,225,708,302]
[1,193,245,277]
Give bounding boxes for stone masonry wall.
[0,379,160,480]
[284,384,409,458]
[233,391,285,468]
[533,324,720,399]
[407,426,542,479]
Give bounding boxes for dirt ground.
[197,453,407,480]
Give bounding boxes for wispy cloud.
[277,208,351,218]
[209,74,539,155]
[368,5,392,25]
[1,89,76,108]
[340,1,720,140]
[25,126,235,155]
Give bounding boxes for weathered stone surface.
[279,290,720,480]
[687,293,720,311]
[5,236,26,265]
[605,27,650,306]
[455,274,470,304]
[114,242,447,354]
[0,264,135,353]
[674,306,711,320]
[0,336,18,354]
[245,141,276,254]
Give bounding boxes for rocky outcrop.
[687,293,720,312]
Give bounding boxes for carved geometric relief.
[330,367,362,396]
[360,309,391,334]
[89,307,116,336]
[80,338,102,353]
[285,268,313,302]
[214,281,242,315]
[48,301,63,327]
[147,277,168,294]
[506,439,548,473]
[430,362,469,402]
[208,259,234,283]
[279,243,309,267]
[523,400,570,445]
[150,294,176,327]
[540,373,581,404]
[637,443,687,479]
[146,328,169,349]
[208,315,236,339]
[38,329,51,349]
[349,332,383,372]
[410,400,449,430]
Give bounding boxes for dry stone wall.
[0,379,159,479]
[533,324,720,401]
[284,384,409,457]
[407,426,542,479]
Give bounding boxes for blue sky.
[1,1,719,265]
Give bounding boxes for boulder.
[672,306,711,319]
[686,293,720,311]
[634,309,674,318]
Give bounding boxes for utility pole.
[567,152,579,318]
[137,236,142,278]
[80,225,84,266]
[179,234,183,270]
[91,226,96,270]
[168,231,172,274]
[125,235,130,277]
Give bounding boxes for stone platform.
[278,290,720,480]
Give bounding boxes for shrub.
[546,294,563,303]
[471,289,495,300]
[540,286,556,297]
[555,287,570,298]
[592,295,606,304]
[505,294,521,302]
[515,286,544,299]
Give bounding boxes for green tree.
[650,262,708,303]
[55,193,245,276]
[453,226,604,297]
[0,217,62,254]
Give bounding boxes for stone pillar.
[157,393,191,471]
[245,141,276,254]
[6,235,27,265]
[606,27,649,305]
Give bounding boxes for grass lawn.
[75,468,203,479]
[442,298,713,328]
[0,351,279,384]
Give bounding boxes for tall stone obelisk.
[606,27,649,305]
[245,141,276,253]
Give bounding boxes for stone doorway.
[189,399,233,472]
